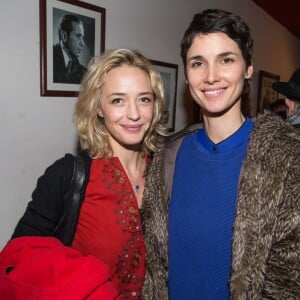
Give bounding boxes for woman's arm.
[11,154,74,239]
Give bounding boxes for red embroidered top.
[72,157,146,299]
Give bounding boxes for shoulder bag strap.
[62,154,85,245]
[52,155,85,245]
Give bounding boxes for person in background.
[53,14,87,84]
[272,67,300,129]
[267,98,288,120]
[142,9,300,299]
[11,48,167,299]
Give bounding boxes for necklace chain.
[122,156,145,194]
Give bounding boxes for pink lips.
[203,88,224,97]
[122,125,142,132]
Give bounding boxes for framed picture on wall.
[150,59,178,131]
[257,70,280,113]
[39,0,105,97]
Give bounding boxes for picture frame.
[257,70,280,113]
[39,0,105,97]
[150,59,178,131]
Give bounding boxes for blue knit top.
[168,118,253,299]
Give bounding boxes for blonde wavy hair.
[74,48,166,158]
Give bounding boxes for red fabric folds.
[0,236,121,299]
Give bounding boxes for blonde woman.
[12,48,166,299]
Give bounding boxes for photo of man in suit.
[53,14,87,84]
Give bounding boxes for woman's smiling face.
[186,32,253,117]
[97,64,154,153]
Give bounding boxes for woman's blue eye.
[111,98,122,104]
[141,97,152,103]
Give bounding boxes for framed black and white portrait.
[257,70,280,114]
[39,0,105,96]
[151,59,178,131]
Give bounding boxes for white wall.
[1,0,300,248]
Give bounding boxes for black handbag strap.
[62,155,85,245]
[52,154,85,245]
